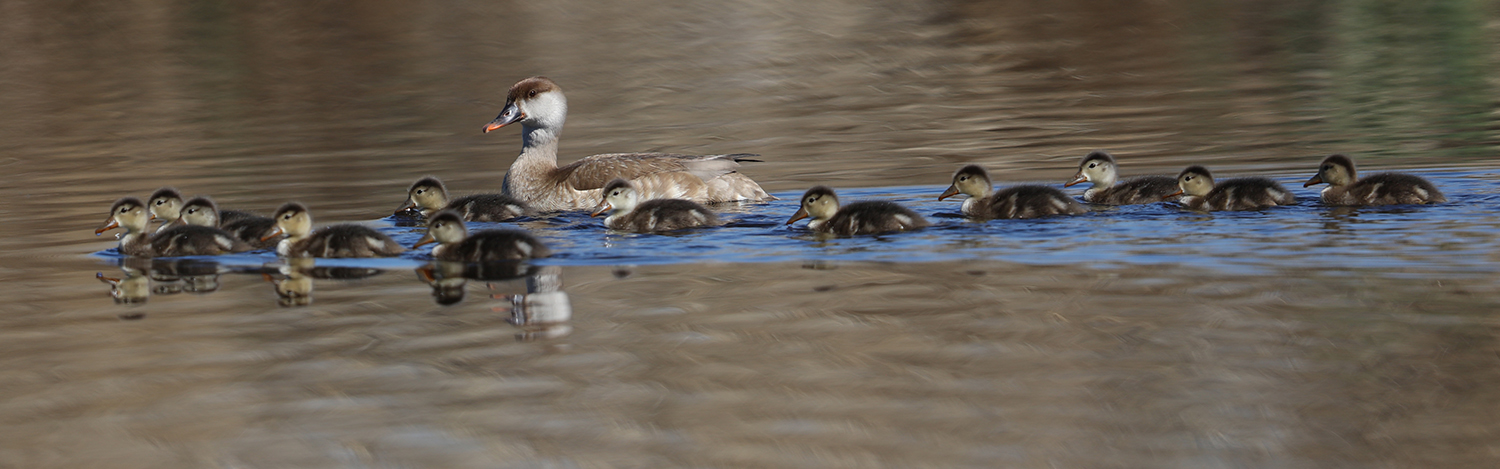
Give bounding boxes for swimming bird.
[96,197,251,257]
[147,187,185,233]
[1303,154,1446,205]
[1165,165,1296,211]
[940,165,1086,219]
[482,76,772,211]
[262,202,406,258]
[786,186,929,236]
[180,196,279,249]
[1064,150,1179,204]
[590,178,719,232]
[396,176,532,221]
[414,210,551,261]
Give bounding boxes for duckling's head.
[787,186,841,225]
[483,76,567,134]
[148,187,184,222]
[1305,154,1356,188]
[414,210,468,248]
[939,165,993,200]
[1066,150,1118,188]
[180,196,220,227]
[591,178,640,218]
[97,197,150,235]
[1168,165,1216,198]
[400,176,450,215]
[265,202,313,241]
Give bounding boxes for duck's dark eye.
[1088,163,1097,168]
[959,176,968,181]
[416,189,425,194]
[154,200,163,206]
[528,89,538,98]
[120,208,128,213]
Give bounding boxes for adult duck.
[1303,154,1445,205]
[482,76,772,212]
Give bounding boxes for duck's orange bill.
[393,200,416,215]
[483,103,525,133]
[95,218,118,235]
[413,233,436,249]
[589,203,611,218]
[786,207,809,225]
[1161,189,1184,200]
[1063,174,1087,187]
[1303,174,1324,188]
[259,226,284,242]
[937,185,960,201]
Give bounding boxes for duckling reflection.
[97,269,150,304]
[146,258,224,294]
[263,258,387,307]
[265,258,314,307]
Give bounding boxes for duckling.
[262,202,407,258]
[590,178,719,232]
[96,197,251,257]
[940,165,1086,219]
[482,76,772,211]
[147,187,185,233]
[414,210,551,261]
[786,186,929,236]
[1166,165,1296,211]
[180,196,279,249]
[1303,154,1446,205]
[1064,150,1179,204]
[396,176,532,221]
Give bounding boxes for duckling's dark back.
[975,185,1086,219]
[222,214,278,249]
[448,194,532,221]
[610,199,718,232]
[150,225,252,256]
[1192,177,1296,211]
[1090,176,1178,205]
[440,229,551,262]
[1329,173,1446,205]
[289,225,406,258]
[822,201,929,236]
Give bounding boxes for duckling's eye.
[1184,176,1193,181]
[416,189,425,194]
[120,207,129,213]
[1322,165,1331,170]
[959,176,969,181]
[1088,163,1097,168]
[154,200,163,206]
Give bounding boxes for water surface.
[4,0,1500,467]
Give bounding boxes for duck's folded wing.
[554,153,758,190]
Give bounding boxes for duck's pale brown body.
[484,77,772,212]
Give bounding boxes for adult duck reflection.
[414,263,572,340]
